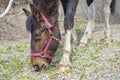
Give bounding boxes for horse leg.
[71,28,78,44]
[101,0,113,43]
[59,0,78,72]
[80,0,95,47]
[61,0,77,44]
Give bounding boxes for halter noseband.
[31,13,60,60]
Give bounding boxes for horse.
[80,0,116,47]
[22,0,116,72]
[23,0,79,72]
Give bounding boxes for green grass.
[75,21,86,37]
[114,41,120,47]
[0,42,31,79]
[108,54,120,62]
[79,74,86,80]
[11,55,24,70]
[0,43,29,53]
[0,25,120,79]
[22,73,33,79]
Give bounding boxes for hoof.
[58,65,71,73]
[79,42,87,47]
[58,58,72,73]
[100,38,113,44]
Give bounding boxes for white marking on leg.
[103,0,112,42]
[59,29,72,72]
[64,29,72,53]
[80,2,95,46]
[71,28,77,44]
[71,29,77,52]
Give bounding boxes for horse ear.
[30,4,41,20]
[23,8,31,16]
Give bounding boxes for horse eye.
[33,27,46,41]
[34,36,41,41]
[33,32,41,41]
[34,33,41,41]
[35,38,41,41]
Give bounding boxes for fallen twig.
[0,0,14,18]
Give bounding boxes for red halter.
[31,13,60,60]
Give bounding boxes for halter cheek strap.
[41,13,53,34]
[31,13,60,60]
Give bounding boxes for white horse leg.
[80,1,95,47]
[59,29,72,72]
[102,0,113,43]
[71,28,77,44]
[59,0,78,72]
[71,28,78,53]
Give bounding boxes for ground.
[0,3,120,80]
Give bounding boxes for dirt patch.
[0,4,29,41]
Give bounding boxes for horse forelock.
[26,15,34,32]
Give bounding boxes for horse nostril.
[33,65,39,71]
[41,64,46,69]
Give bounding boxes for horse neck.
[33,0,59,17]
